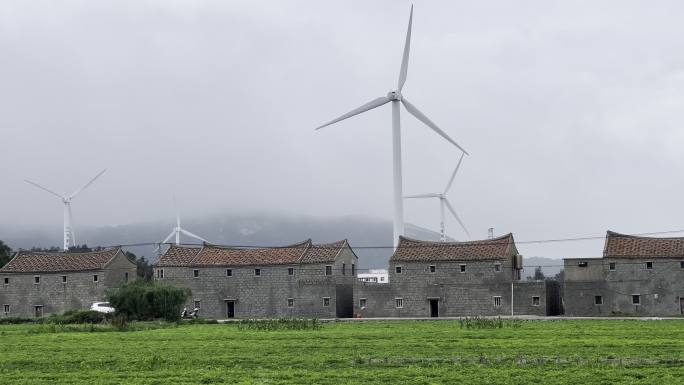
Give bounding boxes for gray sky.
[1,0,684,258]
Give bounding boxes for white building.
[357,269,389,283]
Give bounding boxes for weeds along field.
[0,320,682,384]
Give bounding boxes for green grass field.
[0,320,682,384]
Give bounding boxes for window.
[595,295,603,305]
[460,264,466,273]
[646,262,653,270]
[532,296,540,306]
[194,300,201,309]
[493,296,502,307]
[93,275,99,282]
[395,266,402,274]
[578,262,588,267]
[632,294,641,305]
[325,265,332,276]
[395,298,404,309]
[351,264,356,276]
[34,276,40,284]
[3,304,9,314]
[193,269,199,278]
[609,262,616,271]
[494,263,501,272]
[680,261,684,269]
[254,268,261,276]
[342,263,346,276]
[226,269,233,277]
[157,269,164,279]
[287,298,294,308]
[323,297,330,307]
[61,275,67,283]
[429,265,436,273]
[124,272,128,283]
[359,298,367,308]
[3,277,8,285]
[288,267,294,276]
[380,277,385,282]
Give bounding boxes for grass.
[0,320,682,384]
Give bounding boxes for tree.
[124,251,153,281]
[107,281,191,321]
[0,240,12,268]
[533,266,545,281]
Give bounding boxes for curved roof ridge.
[392,234,516,262]
[604,230,684,258]
[398,233,513,246]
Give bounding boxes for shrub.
[43,310,107,324]
[458,316,524,329]
[0,316,36,325]
[236,318,321,331]
[107,280,191,322]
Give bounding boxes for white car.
[90,302,115,314]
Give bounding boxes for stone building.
[355,235,552,317]
[564,231,684,316]
[154,239,358,319]
[0,247,136,318]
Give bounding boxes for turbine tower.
[157,196,208,251]
[25,169,107,251]
[404,153,469,242]
[315,5,468,246]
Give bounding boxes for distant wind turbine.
[25,169,107,251]
[156,196,208,251]
[405,153,469,241]
[315,5,468,246]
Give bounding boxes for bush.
[236,318,321,331]
[0,316,36,325]
[458,317,524,329]
[107,281,191,322]
[43,310,107,325]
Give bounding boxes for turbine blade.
[180,229,209,244]
[401,98,469,155]
[70,168,107,199]
[172,194,180,227]
[315,96,391,130]
[160,230,175,245]
[404,193,440,199]
[444,152,465,194]
[25,180,64,199]
[397,5,413,91]
[444,199,470,237]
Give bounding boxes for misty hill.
[0,214,562,273]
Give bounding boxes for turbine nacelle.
[387,90,402,101]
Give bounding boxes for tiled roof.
[603,231,684,258]
[0,248,122,273]
[300,240,348,264]
[156,239,352,267]
[390,234,517,262]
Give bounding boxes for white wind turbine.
[25,169,107,251]
[405,152,469,242]
[315,5,468,246]
[157,196,208,251]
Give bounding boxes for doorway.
[34,305,43,318]
[429,299,439,317]
[680,298,684,315]
[225,301,235,318]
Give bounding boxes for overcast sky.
[1,0,684,258]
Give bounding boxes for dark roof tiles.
[0,248,123,273]
[156,239,351,267]
[603,231,684,258]
[390,234,517,262]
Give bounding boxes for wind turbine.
[315,5,468,246]
[25,169,107,251]
[156,196,208,252]
[405,152,469,242]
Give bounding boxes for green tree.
[0,240,12,268]
[107,281,191,322]
[533,266,545,281]
[124,251,153,281]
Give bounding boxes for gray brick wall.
[564,257,684,316]
[155,247,358,319]
[0,252,137,318]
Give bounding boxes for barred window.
[493,296,502,307]
[395,298,403,308]
[287,298,294,308]
[323,297,330,307]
